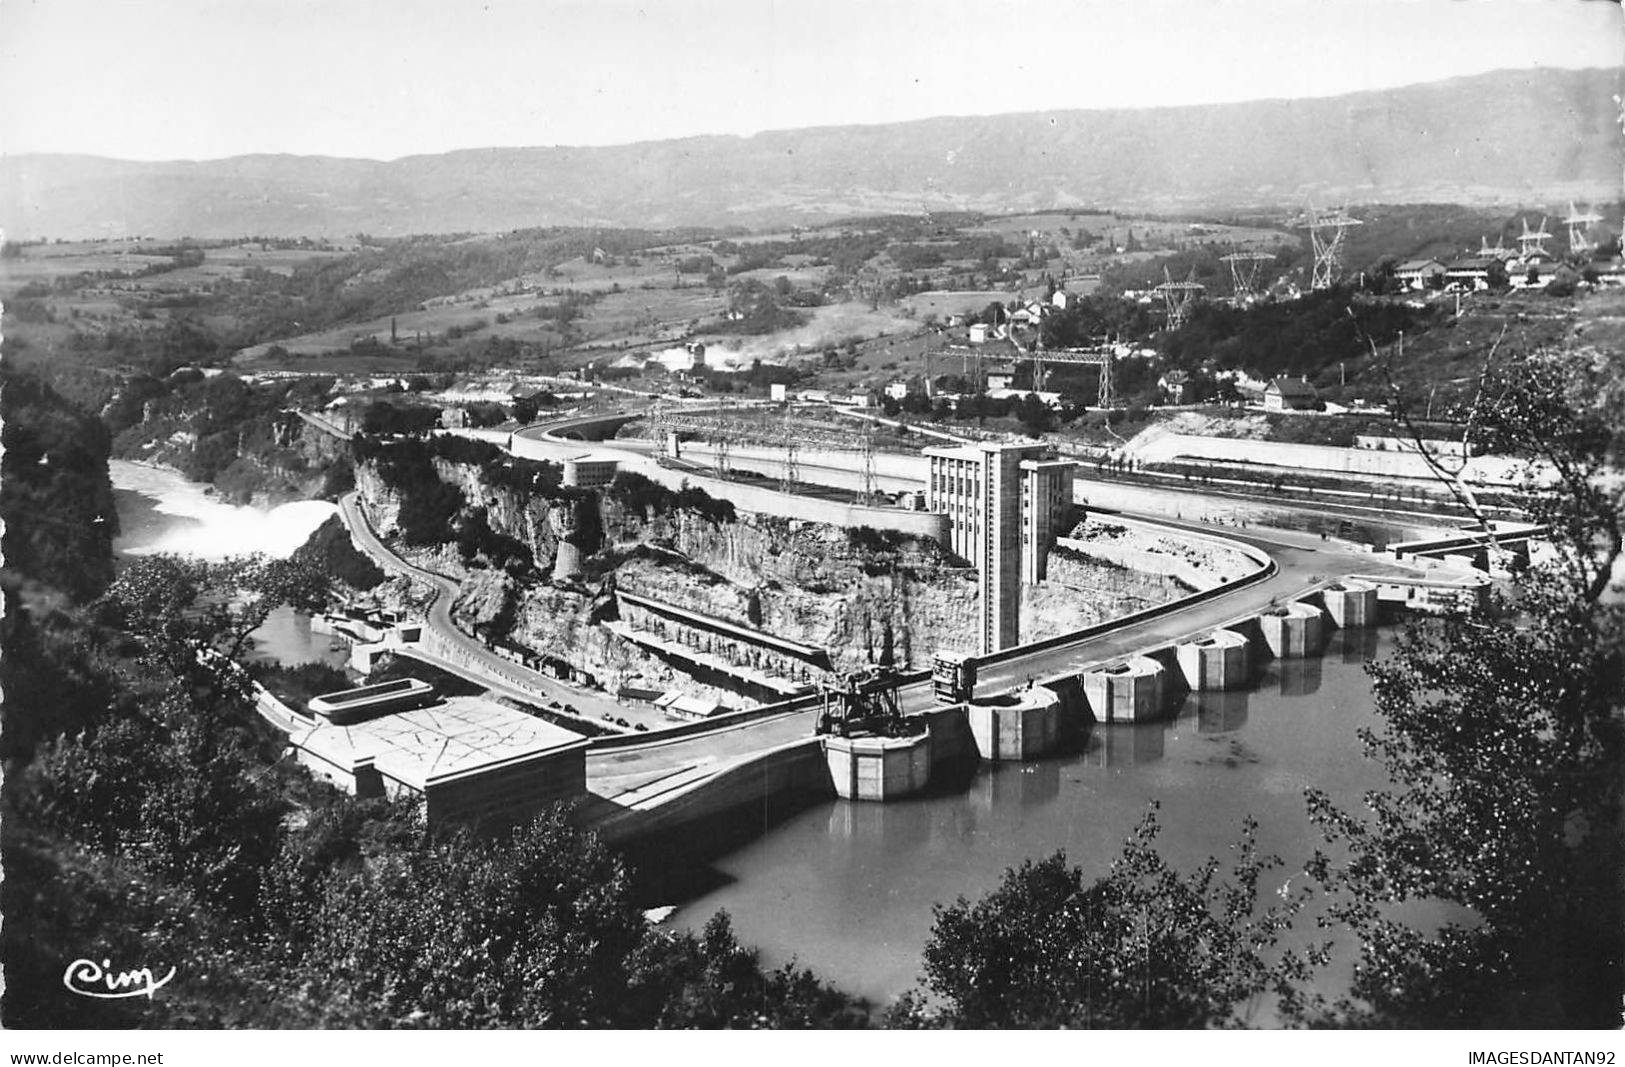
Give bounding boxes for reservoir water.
[666,626,1405,1009]
[111,460,349,669]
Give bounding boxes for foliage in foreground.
[890,810,1318,1028]
[1303,346,1625,1027]
[4,555,863,1028]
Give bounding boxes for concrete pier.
[965,687,1062,761]
[823,730,933,801]
[1175,628,1251,691]
[1082,655,1167,723]
[1321,579,1379,628]
[1258,601,1326,658]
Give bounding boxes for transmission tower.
[711,398,732,479]
[1154,266,1204,330]
[1219,251,1275,303]
[1517,216,1552,261]
[1295,205,1363,290]
[1563,202,1603,256]
[645,400,670,456]
[1097,344,1115,409]
[780,405,800,492]
[859,420,877,505]
[1478,234,1512,260]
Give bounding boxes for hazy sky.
[1,0,1619,161]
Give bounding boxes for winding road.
[336,492,639,733]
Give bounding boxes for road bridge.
[1388,522,1546,562]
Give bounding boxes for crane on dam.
[815,667,918,739]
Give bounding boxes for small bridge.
[1388,522,1546,567]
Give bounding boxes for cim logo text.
[62,959,176,1000]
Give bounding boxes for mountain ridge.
[3,66,1619,239]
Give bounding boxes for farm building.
[1263,377,1320,412]
[1443,257,1498,291]
[1394,259,1445,290]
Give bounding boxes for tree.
[1,368,120,601]
[96,554,326,689]
[511,395,540,424]
[17,553,320,916]
[283,809,866,1028]
[1015,392,1054,436]
[626,912,868,1028]
[291,808,644,1027]
[1305,344,1624,1026]
[893,810,1315,1028]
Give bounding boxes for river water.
[110,460,349,669]
[665,626,1410,1010]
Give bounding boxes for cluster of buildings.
[1394,231,1625,294]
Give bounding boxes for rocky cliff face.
[349,456,1238,704]
[609,513,981,671]
[351,462,403,537]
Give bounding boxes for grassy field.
[1,248,174,285]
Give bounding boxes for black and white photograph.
[1,0,1622,1052]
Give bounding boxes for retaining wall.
[511,432,950,541]
[1135,432,1547,487]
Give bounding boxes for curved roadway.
[336,493,636,733]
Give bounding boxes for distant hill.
[3,67,1619,240]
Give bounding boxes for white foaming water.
[111,460,337,561]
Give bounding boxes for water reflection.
[1192,688,1251,734]
[1334,626,1381,664]
[968,758,1062,812]
[1275,655,1324,697]
[1088,720,1167,767]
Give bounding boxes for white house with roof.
[1263,377,1320,412]
[1444,257,1499,291]
[1509,263,1558,290]
[1394,259,1446,290]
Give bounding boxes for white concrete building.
[924,442,1076,654]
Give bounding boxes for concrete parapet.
[966,687,1062,761]
[823,729,933,801]
[908,705,977,769]
[1320,579,1379,628]
[1175,628,1252,691]
[1082,655,1167,723]
[1258,601,1326,658]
